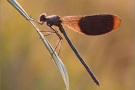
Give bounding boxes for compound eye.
[39,13,46,22]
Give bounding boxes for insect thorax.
[46,15,62,26]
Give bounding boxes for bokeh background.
[1,0,134,90]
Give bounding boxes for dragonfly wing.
[60,14,121,35]
[60,15,83,34]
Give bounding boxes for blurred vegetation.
[1,0,134,90]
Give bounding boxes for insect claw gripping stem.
[27,17,36,22]
[40,30,56,36]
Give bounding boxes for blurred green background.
[1,0,134,90]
